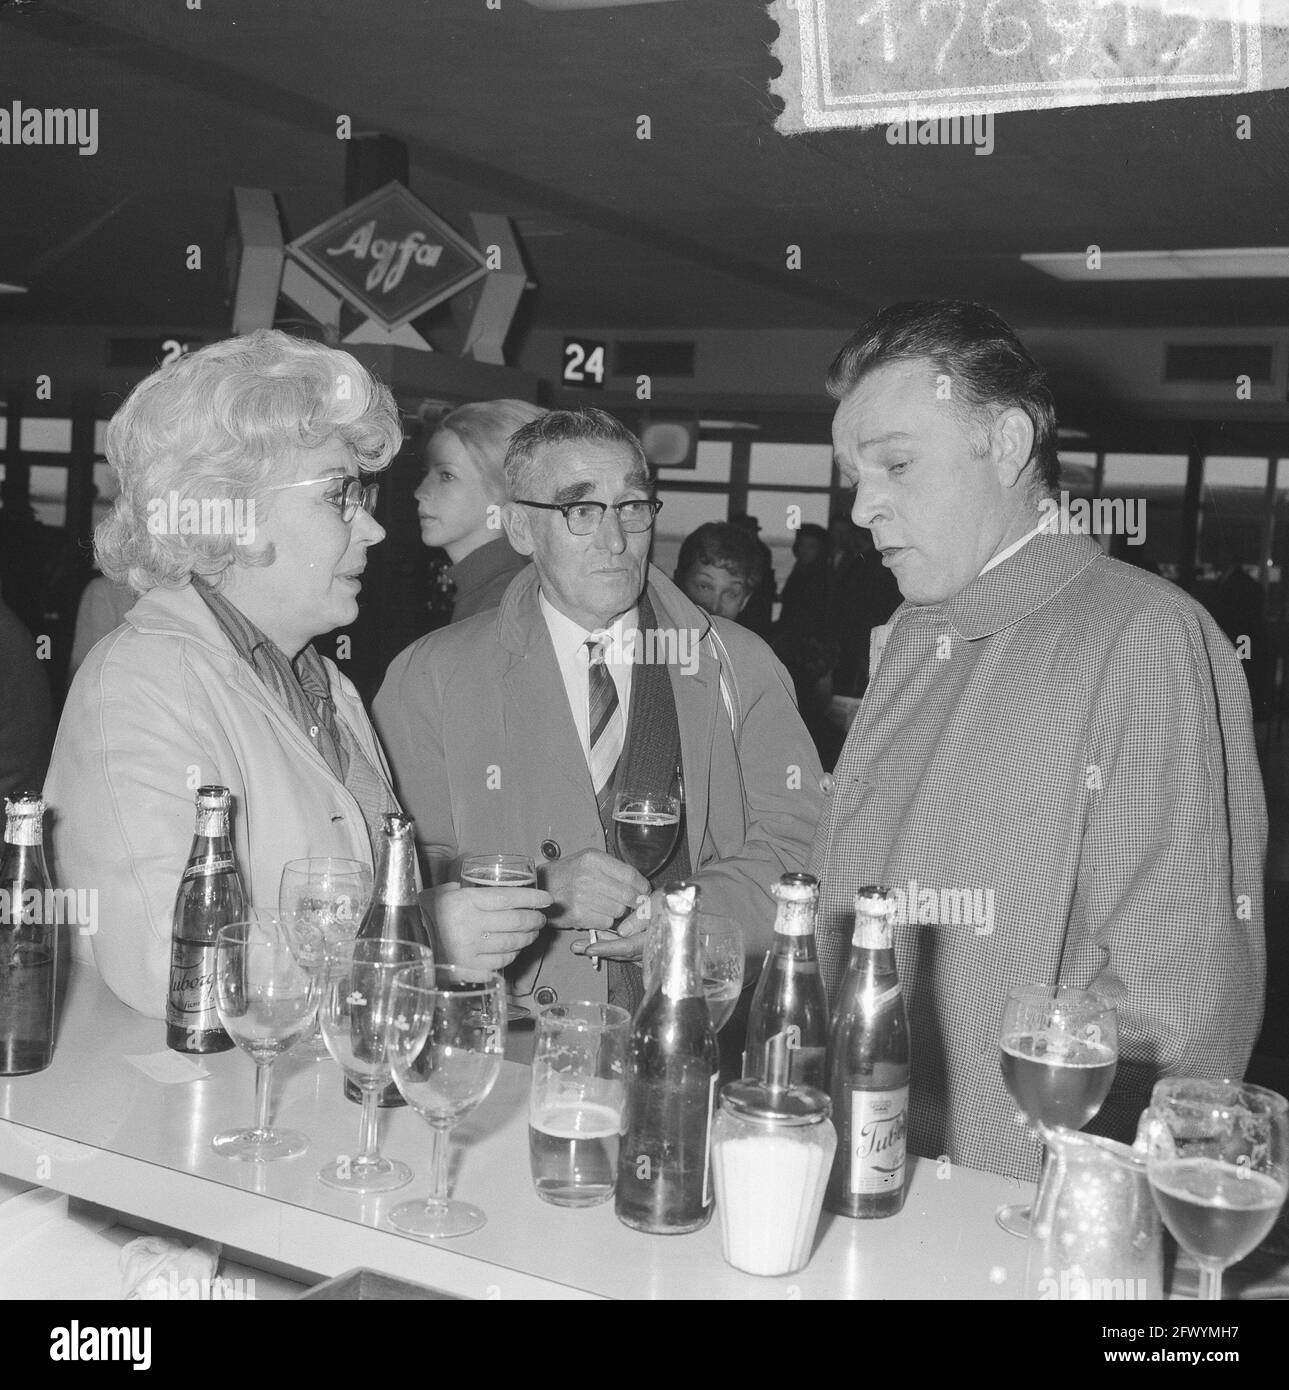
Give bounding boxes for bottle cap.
[195,785,231,809]
[4,791,44,817]
[382,812,415,838]
[853,885,893,918]
[773,872,818,904]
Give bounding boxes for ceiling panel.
[0,0,1284,331]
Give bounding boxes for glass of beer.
[1142,1079,1288,1301]
[996,982,1119,1237]
[528,1000,631,1207]
[460,853,538,1023]
[613,791,682,879]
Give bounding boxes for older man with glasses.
[375,407,824,1023]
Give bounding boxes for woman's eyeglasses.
[269,475,379,524]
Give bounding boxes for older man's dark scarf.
[599,590,691,1015]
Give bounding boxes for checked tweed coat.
[811,531,1267,1182]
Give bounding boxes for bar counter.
[0,967,1033,1300]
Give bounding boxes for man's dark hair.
[675,522,765,588]
[504,407,648,498]
[826,300,1059,497]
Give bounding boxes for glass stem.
[356,1086,381,1169]
[252,1060,274,1137]
[426,1123,452,1210]
[1199,1264,1224,1301]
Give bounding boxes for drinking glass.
[996,983,1119,1237]
[460,853,536,1023]
[211,913,323,1162]
[386,963,506,1238]
[642,913,744,1031]
[317,937,434,1193]
[280,857,373,1059]
[528,1001,631,1207]
[1142,1079,1289,1301]
[612,791,682,880]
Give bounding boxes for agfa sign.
[287,182,489,330]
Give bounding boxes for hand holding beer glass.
[996,983,1119,1237]
[460,853,537,1021]
[528,1001,631,1207]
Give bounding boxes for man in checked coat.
[812,301,1266,1182]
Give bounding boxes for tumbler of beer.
[528,1000,631,1207]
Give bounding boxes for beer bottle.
[167,786,244,1053]
[344,811,431,1107]
[0,793,57,1075]
[616,882,720,1234]
[742,872,830,1091]
[825,886,909,1218]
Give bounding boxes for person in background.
[772,522,841,769]
[416,399,545,622]
[828,522,902,697]
[375,408,824,1027]
[729,512,775,638]
[45,330,546,1018]
[814,299,1265,1181]
[776,522,832,635]
[0,596,52,801]
[68,572,136,679]
[673,520,765,623]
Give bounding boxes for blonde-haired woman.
[47,331,547,1018]
[417,399,545,620]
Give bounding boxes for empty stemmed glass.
[642,914,744,1031]
[317,937,434,1193]
[1141,1078,1289,1301]
[280,857,373,1060]
[386,963,507,1239]
[211,912,323,1162]
[996,983,1119,1236]
[459,853,536,1022]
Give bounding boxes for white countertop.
[0,966,1035,1300]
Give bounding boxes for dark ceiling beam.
[18,3,874,321]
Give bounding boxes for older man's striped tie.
[586,636,624,822]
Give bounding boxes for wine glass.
[612,791,682,879]
[460,853,536,1023]
[280,857,373,1059]
[317,937,434,1193]
[1142,1079,1288,1301]
[211,913,323,1162]
[385,963,507,1239]
[642,913,744,1031]
[995,983,1119,1237]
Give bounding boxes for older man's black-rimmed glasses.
[513,497,662,536]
